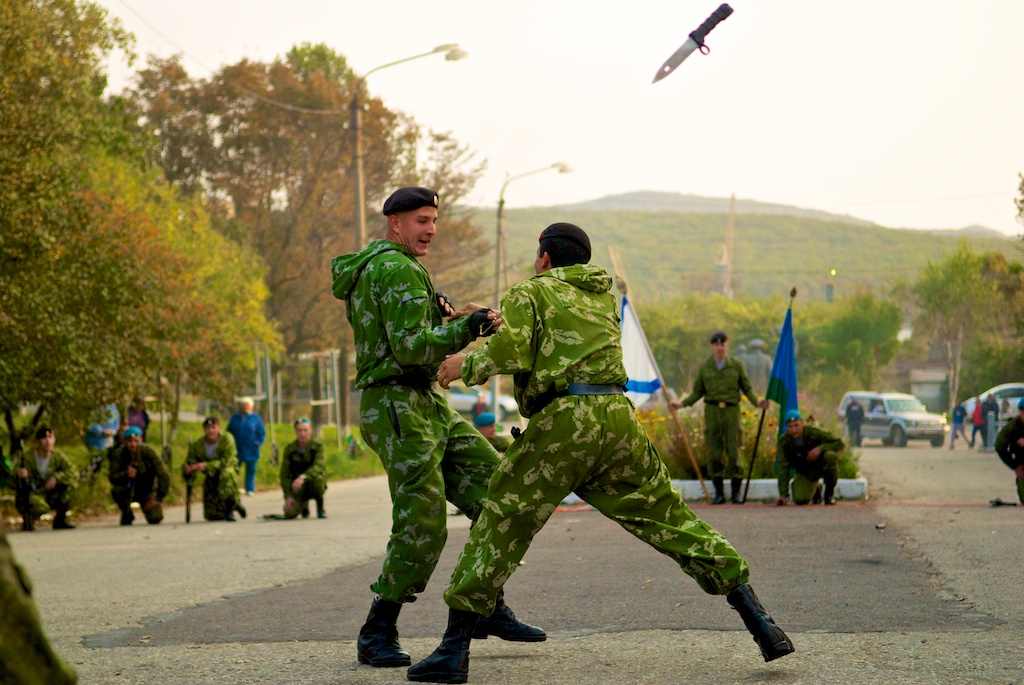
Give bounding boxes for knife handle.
[689,3,734,50]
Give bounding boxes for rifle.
[185,470,194,523]
[16,450,34,532]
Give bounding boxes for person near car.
[844,397,865,447]
[950,402,968,449]
[971,401,986,448]
[994,398,1024,504]
[776,409,843,506]
[670,331,768,504]
[330,186,540,669]
[980,394,1000,448]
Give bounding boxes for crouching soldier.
[108,427,170,525]
[280,418,327,519]
[15,426,77,530]
[776,410,843,505]
[183,417,246,522]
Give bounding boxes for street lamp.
[350,44,467,251]
[491,162,572,415]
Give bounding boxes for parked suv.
[838,392,948,448]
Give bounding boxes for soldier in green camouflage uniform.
[775,410,843,505]
[995,398,1024,503]
[331,186,542,669]
[0,527,77,684]
[183,417,245,521]
[108,427,170,525]
[409,223,793,684]
[14,426,77,529]
[671,331,766,504]
[472,412,512,453]
[279,418,327,519]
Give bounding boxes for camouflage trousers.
[0,529,77,685]
[787,451,840,504]
[704,404,743,479]
[445,395,751,616]
[360,384,498,603]
[282,477,327,519]
[111,483,164,524]
[201,473,241,521]
[18,484,72,520]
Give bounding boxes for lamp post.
[491,162,572,415]
[350,44,467,251]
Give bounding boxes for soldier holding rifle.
[775,410,843,506]
[183,417,246,522]
[14,426,77,530]
[108,426,170,525]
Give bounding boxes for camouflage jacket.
[776,426,845,492]
[681,356,758,407]
[279,440,326,494]
[462,263,627,418]
[16,449,76,491]
[331,239,474,388]
[184,434,238,482]
[107,443,171,499]
[995,416,1024,469]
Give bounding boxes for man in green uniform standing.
[108,426,171,525]
[410,223,793,684]
[775,410,843,505]
[471,412,511,453]
[0,528,77,684]
[331,186,543,669]
[995,398,1024,504]
[671,331,767,504]
[279,418,327,519]
[14,426,77,529]
[183,417,246,521]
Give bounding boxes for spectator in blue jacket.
[227,397,265,496]
[85,404,120,452]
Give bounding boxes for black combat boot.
[823,482,836,505]
[726,584,795,662]
[472,590,546,642]
[731,478,744,504]
[235,501,247,519]
[407,608,480,684]
[811,482,823,504]
[357,597,411,667]
[712,478,727,504]
[53,505,75,529]
[315,496,326,519]
[119,508,134,526]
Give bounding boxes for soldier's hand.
[292,475,305,493]
[1015,465,1024,480]
[284,496,296,514]
[757,399,769,409]
[143,497,160,512]
[44,476,57,490]
[1017,437,1024,448]
[435,291,456,318]
[807,446,822,461]
[449,302,483,320]
[468,308,500,338]
[194,462,206,472]
[437,353,466,389]
[669,400,682,411]
[126,465,137,479]
[16,468,28,479]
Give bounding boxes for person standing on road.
[950,402,968,449]
[14,426,77,530]
[412,223,793,684]
[995,398,1024,504]
[331,186,542,669]
[108,427,170,525]
[670,331,768,504]
[279,418,327,519]
[971,400,985,448]
[844,397,865,447]
[775,410,844,506]
[227,397,265,497]
[183,417,246,522]
[982,394,1000,446]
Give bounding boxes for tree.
[804,290,901,389]
[910,242,1001,415]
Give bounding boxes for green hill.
[467,192,1021,303]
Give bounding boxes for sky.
[95,0,1024,236]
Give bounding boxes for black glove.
[435,291,455,317]
[468,308,496,338]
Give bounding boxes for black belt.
[708,401,737,408]
[567,383,624,396]
[368,374,434,390]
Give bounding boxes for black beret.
[709,331,728,344]
[202,416,219,427]
[538,222,591,260]
[35,425,54,440]
[382,186,439,216]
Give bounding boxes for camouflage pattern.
[108,443,171,524]
[331,238,497,603]
[445,264,750,615]
[14,449,76,519]
[776,426,844,503]
[486,434,513,453]
[184,434,240,521]
[279,439,327,519]
[680,357,759,479]
[0,528,77,684]
[995,416,1024,503]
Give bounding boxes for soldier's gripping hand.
[437,353,466,390]
[435,291,456,318]
[468,308,501,338]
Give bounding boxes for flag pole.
[608,247,712,503]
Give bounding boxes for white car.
[962,382,1024,420]
[445,384,519,419]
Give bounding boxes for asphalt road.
[9,440,1024,685]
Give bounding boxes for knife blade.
[652,3,734,84]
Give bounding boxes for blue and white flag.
[621,295,661,406]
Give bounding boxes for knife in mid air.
[652,3,734,84]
